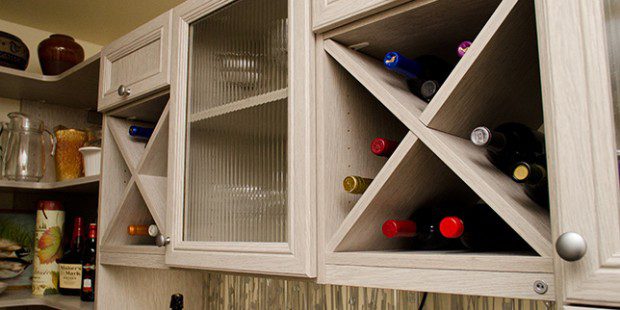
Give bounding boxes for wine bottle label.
[59,263,82,289]
[82,278,93,292]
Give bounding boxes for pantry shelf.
[189,88,288,123]
[0,288,93,310]
[0,53,100,109]
[0,175,100,193]
[99,245,167,269]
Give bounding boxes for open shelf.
[0,288,93,310]
[0,53,100,109]
[317,0,551,299]
[0,175,99,193]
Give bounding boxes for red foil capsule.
[382,220,417,238]
[371,138,399,157]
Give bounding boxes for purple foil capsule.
[457,41,472,58]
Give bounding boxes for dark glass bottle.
[512,161,549,208]
[58,217,83,296]
[470,123,545,175]
[382,206,460,250]
[439,203,530,251]
[170,293,184,310]
[383,52,453,102]
[371,137,399,157]
[128,125,154,140]
[80,223,97,302]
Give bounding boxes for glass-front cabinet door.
[166,0,314,276]
[536,0,620,307]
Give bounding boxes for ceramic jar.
[37,34,84,75]
[0,31,29,70]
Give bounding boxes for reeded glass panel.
[605,0,620,148]
[184,0,288,242]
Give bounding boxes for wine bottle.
[170,293,184,310]
[127,224,159,237]
[58,217,83,296]
[457,41,472,58]
[343,176,373,194]
[513,161,549,207]
[128,126,154,140]
[470,123,545,175]
[439,203,530,251]
[371,138,399,157]
[383,52,453,102]
[80,223,97,302]
[382,206,461,250]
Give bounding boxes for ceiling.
[0,0,185,45]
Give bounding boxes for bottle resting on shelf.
[382,206,461,250]
[383,52,453,102]
[128,125,154,140]
[470,123,545,175]
[512,161,549,208]
[127,224,160,237]
[371,137,399,157]
[80,223,97,302]
[343,176,373,194]
[58,216,83,296]
[439,203,530,251]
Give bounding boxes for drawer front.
[98,11,172,111]
[313,0,409,32]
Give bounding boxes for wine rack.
[98,92,170,269]
[317,0,553,301]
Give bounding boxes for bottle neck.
[382,220,417,238]
[70,218,83,251]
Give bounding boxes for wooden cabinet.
[536,0,620,308]
[312,0,408,32]
[98,11,172,112]
[163,0,315,277]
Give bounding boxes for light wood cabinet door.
[312,0,409,32]
[165,0,315,277]
[98,11,172,112]
[536,0,620,307]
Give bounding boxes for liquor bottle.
[127,224,159,237]
[170,293,184,310]
[382,206,461,250]
[512,161,549,207]
[383,52,453,102]
[80,223,97,302]
[457,41,472,58]
[371,138,399,157]
[58,217,83,296]
[128,125,154,140]
[439,203,530,251]
[343,176,373,194]
[470,123,545,175]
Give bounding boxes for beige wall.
[0,19,101,74]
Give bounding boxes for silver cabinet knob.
[117,85,131,96]
[556,232,587,261]
[155,234,170,247]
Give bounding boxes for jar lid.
[37,200,63,211]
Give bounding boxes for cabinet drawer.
[313,0,409,32]
[98,11,172,112]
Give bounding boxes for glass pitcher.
[3,113,56,182]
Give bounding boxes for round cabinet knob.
[155,234,170,247]
[556,232,587,261]
[117,85,131,96]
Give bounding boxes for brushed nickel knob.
[556,232,587,261]
[155,234,170,247]
[117,85,131,96]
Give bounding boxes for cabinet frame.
[535,0,620,307]
[166,0,316,277]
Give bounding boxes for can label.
[32,209,64,295]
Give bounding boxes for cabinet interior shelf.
[0,175,100,193]
[0,288,93,310]
[189,88,288,123]
[0,53,100,109]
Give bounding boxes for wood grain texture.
[189,88,288,123]
[0,54,99,109]
[535,0,620,307]
[420,0,543,138]
[106,116,151,173]
[0,288,92,310]
[99,248,167,269]
[137,104,169,177]
[98,10,172,112]
[312,0,410,33]
[0,175,98,192]
[106,90,169,123]
[135,174,167,233]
